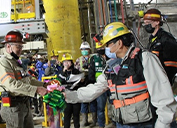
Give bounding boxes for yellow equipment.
[43,0,81,61]
[11,0,36,22]
[102,22,131,45]
[95,39,104,49]
[50,50,59,57]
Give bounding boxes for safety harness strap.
[113,92,149,109]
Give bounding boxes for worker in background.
[88,41,107,128]
[143,8,177,128]
[45,51,62,76]
[58,53,84,128]
[143,8,177,85]
[36,55,45,81]
[64,22,177,128]
[75,41,97,126]
[0,30,47,128]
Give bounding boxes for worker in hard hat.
[64,22,177,128]
[87,40,108,128]
[143,8,177,128]
[0,30,47,128]
[143,8,177,85]
[45,51,62,76]
[75,41,97,127]
[57,53,84,128]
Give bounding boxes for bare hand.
[36,87,47,96]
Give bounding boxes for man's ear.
[118,40,123,49]
[154,21,160,26]
[6,43,11,48]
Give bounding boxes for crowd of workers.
[0,8,177,128]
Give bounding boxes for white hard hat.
[37,55,42,59]
[80,41,91,49]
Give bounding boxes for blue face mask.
[81,50,89,56]
[105,47,117,59]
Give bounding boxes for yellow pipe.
[43,0,81,61]
[105,102,109,125]
[13,0,17,22]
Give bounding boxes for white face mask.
[105,47,117,58]
[105,42,119,59]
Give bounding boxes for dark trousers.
[80,99,97,113]
[64,103,81,128]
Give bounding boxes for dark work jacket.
[57,68,84,91]
[88,53,106,84]
[148,28,177,84]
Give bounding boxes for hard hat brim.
[1,40,26,44]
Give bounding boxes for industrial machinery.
[0,0,47,54]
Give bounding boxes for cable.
[128,27,145,49]
[163,16,171,33]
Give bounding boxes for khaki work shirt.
[0,51,43,97]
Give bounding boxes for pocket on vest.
[121,99,152,124]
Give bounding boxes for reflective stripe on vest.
[151,36,157,43]
[79,57,84,71]
[113,92,149,109]
[117,76,147,93]
[152,51,159,56]
[108,80,116,92]
[164,61,177,68]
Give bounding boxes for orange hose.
[101,0,107,25]
[98,0,103,31]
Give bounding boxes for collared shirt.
[0,51,44,97]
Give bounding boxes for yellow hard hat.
[102,22,131,45]
[50,50,59,57]
[95,39,104,49]
[61,53,73,62]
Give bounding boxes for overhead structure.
[0,0,47,40]
[43,0,81,61]
[0,0,47,51]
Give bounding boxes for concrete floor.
[33,115,115,128]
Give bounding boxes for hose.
[128,27,145,49]
[114,0,118,21]
[120,0,125,23]
[109,0,113,22]
[101,0,107,25]
[98,0,103,31]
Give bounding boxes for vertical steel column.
[129,0,137,43]
[35,0,40,19]
[43,0,81,61]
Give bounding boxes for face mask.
[10,51,19,60]
[144,24,155,33]
[81,50,89,56]
[97,49,105,55]
[105,47,117,59]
